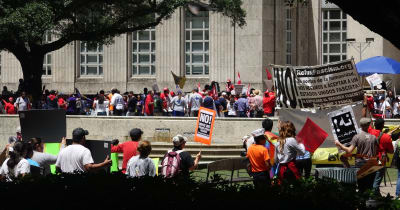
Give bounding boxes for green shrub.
[0,172,395,210]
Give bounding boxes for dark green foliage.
[0,172,395,210]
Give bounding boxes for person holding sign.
[55,128,111,173]
[161,135,201,178]
[335,118,378,193]
[246,128,271,189]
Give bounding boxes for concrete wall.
[0,115,279,149]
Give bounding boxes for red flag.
[197,82,201,92]
[237,72,242,85]
[246,83,251,96]
[266,67,272,80]
[212,84,217,99]
[296,118,328,153]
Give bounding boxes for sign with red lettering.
[194,107,216,145]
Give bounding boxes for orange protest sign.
[194,107,216,145]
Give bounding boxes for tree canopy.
[0,0,246,104]
[327,0,400,50]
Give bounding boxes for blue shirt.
[234,98,249,112]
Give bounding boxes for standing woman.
[93,95,109,116]
[275,121,305,182]
[0,142,30,180]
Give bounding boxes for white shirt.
[126,155,156,177]
[32,151,58,175]
[15,97,29,111]
[227,103,236,116]
[0,158,30,180]
[189,93,203,111]
[111,93,124,110]
[394,102,399,116]
[171,96,186,112]
[55,144,94,173]
[94,100,109,113]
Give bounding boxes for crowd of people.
[0,79,276,118]
[0,126,201,180]
[366,90,400,119]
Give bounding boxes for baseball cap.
[359,118,372,126]
[129,128,143,140]
[72,128,89,141]
[227,79,231,83]
[251,128,265,138]
[163,87,169,91]
[173,134,187,147]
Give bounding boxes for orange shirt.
[108,93,114,111]
[247,144,270,172]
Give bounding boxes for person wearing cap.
[246,128,271,189]
[335,118,378,193]
[217,92,228,117]
[189,88,203,117]
[111,128,143,174]
[163,135,201,177]
[263,90,275,117]
[55,128,111,173]
[226,79,234,93]
[170,90,187,117]
[234,93,249,118]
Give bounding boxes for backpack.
[392,140,400,168]
[161,150,183,178]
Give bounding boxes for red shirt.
[263,94,276,114]
[3,100,16,114]
[111,141,139,174]
[160,93,169,109]
[145,94,154,115]
[368,127,394,159]
[58,98,67,110]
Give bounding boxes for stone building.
[0,0,399,94]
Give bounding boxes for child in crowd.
[126,141,156,177]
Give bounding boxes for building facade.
[0,0,399,94]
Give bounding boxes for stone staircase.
[117,142,244,167]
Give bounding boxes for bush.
[0,172,395,210]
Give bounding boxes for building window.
[80,42,103,76]
[286,8,292,65]
[43,32,52,76]
[185,10,209,75]
[132,28,156,76]
[43,54,52,76]
[322,9,347,64]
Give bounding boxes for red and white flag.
[237,72,242,85]
[197,82,201,92]
[246,83,251,96]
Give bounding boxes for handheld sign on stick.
[194,107,216,145]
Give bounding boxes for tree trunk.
[19,53,45,109]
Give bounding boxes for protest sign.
[19,109,66,143]
[194,107,216,145]
[234,84,244,95]
[44,143,61,174]
[366,73,382,89]
[297,118,328,153]
[272,59,363,109]
[327,105,359,145]
[278,103,363,148]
